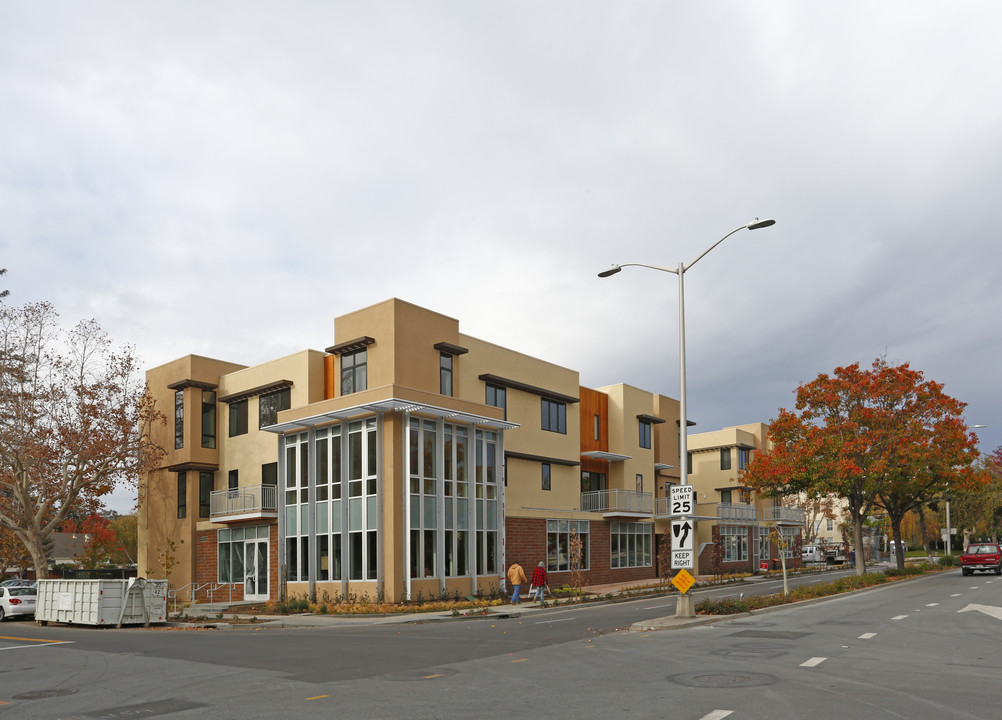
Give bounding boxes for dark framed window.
[174,390,184,450]
[262,462,278,486]
[720,448,731,471]
[259,388,291,428]
[593,414,600,441]
[547,519,589,572]
[738,448,750,470]
[581,471,606,493]
[229,399,248,436]
[541,398,566,434]
[542,463,551,491]
[176,472,187,519]
[720,489,732,504]
[639,420,651,449]
[199,472,213,518]
[201,391,216,449]
[485,384,506,419]
[228,469,239,490]
[440,353,453,396]
[341,349,367,395]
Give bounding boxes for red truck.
[960,542,1002,576]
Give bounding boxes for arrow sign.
[959,603,1002,621]
[672,520,694,551]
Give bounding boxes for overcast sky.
[3,2,1000,513]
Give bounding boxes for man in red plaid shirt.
[530,562,549,601]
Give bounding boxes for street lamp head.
[598,265,622,278]
[747,218,776,230]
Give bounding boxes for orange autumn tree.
[0,302,165,579]
[742,358,981,575]
[69,514,125,570]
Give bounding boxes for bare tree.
[0,302,164,578]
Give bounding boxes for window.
[686,452,692,475]
[259,388,291,429]
[440,353,453,396]
[547,519,589,571]
[176,472,187,519]
[720,447,731,471]
[758,530,770,562]
[541,398,566,434]
[721,526,748,562]
[485,384,506,419]
[581,471,606,493]
[174,390,184,449]
[201,391,216,449]
[228,469,239,490]
[639,420,651,449]
[199,472,213,518]
[738,448,750,470]
[340,349,367,395]
[229,399,248,437]
[636,473,643,493]
[720,489,732,504]
[262,462,278,486]
[218,525,269,583]
[542,463,551,491]
[610,522,652,568]
[593,414,600,441]
[780,527,799,558]
[826,518,834,532]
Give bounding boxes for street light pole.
[599,218,776,617]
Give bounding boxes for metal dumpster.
[35,578,168,627]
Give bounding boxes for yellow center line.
[306,695,330,700]
[0,635,72,644]
[512,658,528,663]
[424,674,444,679]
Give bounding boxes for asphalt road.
[2,568,1000,719]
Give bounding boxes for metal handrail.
[210,484,278,518]
[169,582,195,615]
[580,489,653,514]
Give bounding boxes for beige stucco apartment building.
[138,299,803,605]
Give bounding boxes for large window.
[611,522,652,568]
[259,388,291,429]
[198,472,213,518]
[738,447,750,470]
[176,472,187,519]
[639,420,651,449]
[340,349,367,395]
[174,390,184,449]
[780,527,799,558]
[262,462,278,486]
[201,391,216,449]
[440,353,453,396]
[581,471,606,493]
[541,398,567,434]
[229,399,248,437]
[218,525,269,583]
[485,384,506,419]
[720,448,731,470]
[721,525,748,562]
[547,519,589,572]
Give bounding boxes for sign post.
[669,484,696,617]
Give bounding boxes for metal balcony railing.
[210,484,278,520]
[764,505,806,524]
[717,502,759,522]
[581,489,653,515]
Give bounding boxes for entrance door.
[243,538,269,601]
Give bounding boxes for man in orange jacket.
[507,561,528,604]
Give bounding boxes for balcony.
[210,484,279,522]
[581,490,653,518]
[654,500,774,523]
[764,505,806,524]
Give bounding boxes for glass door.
[243,538,269,601]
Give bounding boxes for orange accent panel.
[324,355,335,399]
[578,386,608,452]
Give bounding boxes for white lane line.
[970,587,980,590]
[699,711,733,720]
[644,604,673,610]
[800,657,827,667]
[892,615,908,620]
[0,641,75,651]
[951,593,962,597]
[858,632,877,639]
[926,603,939,607]
[536,618,574,624]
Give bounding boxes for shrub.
[937,554,959,567]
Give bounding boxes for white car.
[0,586,37,620]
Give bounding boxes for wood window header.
[636,414,666,425]
[217,380,293,405]
[478,373,579,404]
[325,336,375,356]
[167,379,218,391]
[505,450,580,467]
[434,341,469,356]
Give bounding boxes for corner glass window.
[341,350,367,395]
